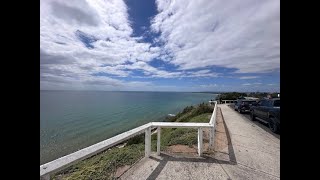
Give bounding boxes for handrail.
[209,101,218,125]
[40,101,218,179]
[40,123,152,177]
[221,99,236,104]
[208,101,218,149]
[151,122,211,128]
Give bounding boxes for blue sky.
[40,0,279,92]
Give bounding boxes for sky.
[40,0,280,92]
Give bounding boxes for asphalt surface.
[227,104,280,140]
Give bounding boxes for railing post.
[157,127,161,155]
[145,127,151,157]
[209,126,214,150]
[198,127,203,156]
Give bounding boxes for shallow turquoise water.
[40,91,216,164]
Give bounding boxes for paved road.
[228,104,280,140]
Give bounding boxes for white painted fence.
[221,99,237,104]
[40,101,218,179]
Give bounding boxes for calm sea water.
[40,91,216,165]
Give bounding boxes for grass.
[53,103,213,180]
[53,143,144,180]
[155,113,212,150]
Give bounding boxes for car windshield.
[273,100,280,107]
[243,101,254,105]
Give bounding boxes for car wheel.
[269,118,279,133]
[238,108,242,113]
[250,112,255,121]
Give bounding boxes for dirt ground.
[213,107,229,154]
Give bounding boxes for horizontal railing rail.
[40,123,152,178]
[40,101,218,179]
[151,122,211,128]
[221,99,237,104]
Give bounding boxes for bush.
[55,143,144,180]
[167,128,197,147]
[165,105,194,122]
[193,103,212,115]
[126,134,144,145]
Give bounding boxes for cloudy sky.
[40,0,279,92]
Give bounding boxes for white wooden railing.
[221,99,237,104]
[40,101,218,179]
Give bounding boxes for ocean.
[40,91,216,165]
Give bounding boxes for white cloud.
[106,61,219,78]
[200,84,217,88]
[239,76,259,79]
[151,0,279,73]
[242,82,262,86]
[40,0,280,91]
[186,70,219,78]
[268,83,278,86]
[40,0,162,89]
[194,83,278,92]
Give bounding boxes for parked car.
[234,100,257,113]
[250,98,280,133]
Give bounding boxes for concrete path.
[215,104,280,179]
[120,104,280,180]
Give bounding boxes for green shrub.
[126,134,144,145]
[55,143,144,180]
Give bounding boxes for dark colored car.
[250,98,280,133]
[234,100,257,113]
